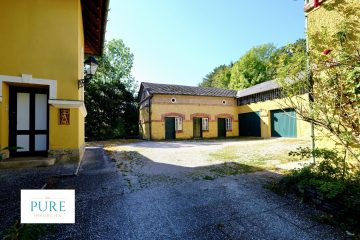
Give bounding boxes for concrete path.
[44,147,345,240]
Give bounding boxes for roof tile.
[141,82,237,97]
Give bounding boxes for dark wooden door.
[217,118,226,138]
[165,117,176,140]
[193,118,202,139]
[238,112,261,137]
[9,86,49,157]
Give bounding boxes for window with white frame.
[175,117,183,131]
[225,118,232,131]
[202,118,209,131]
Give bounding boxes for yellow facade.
[306,0,360,55]
[306,0,360,150]
[139,92,311,140]
[0,0,101,163]
[148,95,238,140]
[238,95,311,139]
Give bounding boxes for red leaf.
[323,49,332,55]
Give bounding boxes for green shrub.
[3,220,47,240]
[274,147,360,232]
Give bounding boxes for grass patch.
[2,219,56,240]
[210,162,262,176]
[203,175,215,180]
[209,143,302,170]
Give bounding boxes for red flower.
[314,0,320,8]
[323,49,332,55]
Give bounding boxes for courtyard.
[18,138,344,239]
[0,138,347,239]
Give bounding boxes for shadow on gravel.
[0,147,346,240]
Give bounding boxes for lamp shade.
[84,56,99,76]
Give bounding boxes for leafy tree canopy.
[199,40,306,90]
[229,43,277,90]
[85,39,138,140]
[93,39,137,93]
[200,64,232,89]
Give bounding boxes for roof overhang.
[81,0,109,56]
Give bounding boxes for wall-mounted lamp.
[78,56,99,88]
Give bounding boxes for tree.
[200,40,306,90]
[93,39,137,93]
[229,44,277,90]
[276,2,360,163]
[85,39,139,140]
[199,64,232,88]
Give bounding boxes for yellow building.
[139,81,311,140]
[0,0,109,164]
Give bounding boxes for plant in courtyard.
[3,220,48,240]
[0,146,22,161]
[270,2,360,233]
[275,1,360,164]
[272,147,360,232]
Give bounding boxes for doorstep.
[0,157,56,169]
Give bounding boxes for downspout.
[149,96,153,141]
[305,13,316,163]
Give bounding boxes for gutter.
[100,0,110,56]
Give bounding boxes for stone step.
[0,157,56,169]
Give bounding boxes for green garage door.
[238,112,261,137]
[271,109,297,137]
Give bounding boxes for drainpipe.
[305,13,316,164]
[149,96,152,141]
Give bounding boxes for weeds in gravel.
[2,219,56,240]
[203,175,215,180]
[209,144,302,170]
[210,162,261,176]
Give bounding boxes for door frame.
[8,86,49,157]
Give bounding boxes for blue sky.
[106,1,305,87]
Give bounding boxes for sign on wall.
[59,109,70,125]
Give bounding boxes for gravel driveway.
[42,139,345,239]
[105,138,312,190]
